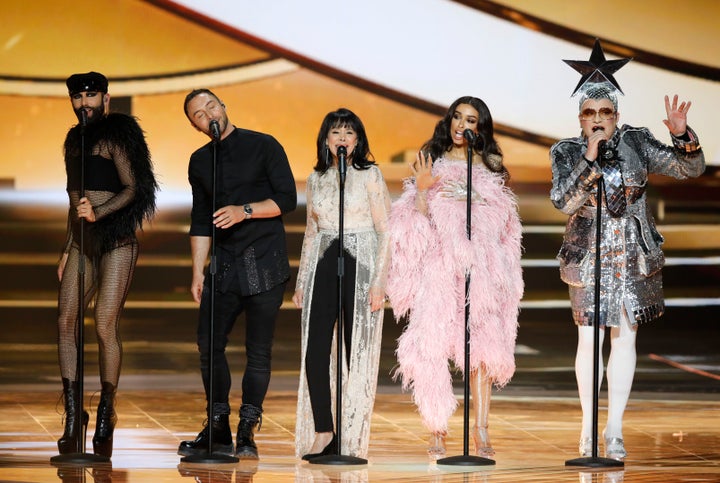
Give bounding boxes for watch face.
[244,204,253,215]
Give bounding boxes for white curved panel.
[0,59,299,96]
[174,0,719,163]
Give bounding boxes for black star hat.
[564,39,631,96]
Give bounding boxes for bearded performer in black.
[56,72,157,458]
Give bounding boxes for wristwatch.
[243,203,253,219]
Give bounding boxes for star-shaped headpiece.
[564,39,632,96]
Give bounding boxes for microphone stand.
[310,147,366,465]
[439,131,494,466]
[52,111,110,466]
[182,124,239,464]
[566,156,623,469]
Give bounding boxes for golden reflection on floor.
[1,388,719,482]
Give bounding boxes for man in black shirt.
[178,89,296,459]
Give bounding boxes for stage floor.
[1,378,719,482]
[1,196,718,481]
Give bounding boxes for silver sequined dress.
[550,125,704,327]
[294,164,391,458]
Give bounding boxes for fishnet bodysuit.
[58,136,139,386]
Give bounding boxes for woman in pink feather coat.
[387,96,523,459]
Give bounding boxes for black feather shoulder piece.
[65,113,158,255]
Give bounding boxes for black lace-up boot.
[178,403,234,456]
[92,382,118,457]
[235,404,262,459]
[57,378,89,454]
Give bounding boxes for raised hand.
[410,151,440,192]
[662,94,691,137]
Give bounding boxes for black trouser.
[305,239,356,432]
[197,277,285,412]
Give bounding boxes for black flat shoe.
[301,433,337,461]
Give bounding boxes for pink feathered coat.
[387,158,523,433]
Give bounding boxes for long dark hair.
[314,108,375,173]
[422,96,507,178]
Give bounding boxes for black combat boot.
[178,403,234,456]
[235,403,262,459]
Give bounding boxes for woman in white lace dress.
[293,108,391,460]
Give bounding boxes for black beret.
[66,71,108,95]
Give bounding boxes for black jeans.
[197,277,285,411]
[305,239,356,432]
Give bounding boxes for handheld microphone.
[598,140,615,162]
[79,109,88,134]
[209,120,221,140]
[463,129,476,143]
[80,108,88,127]
[337,145,347,184]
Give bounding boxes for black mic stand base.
[181,453,239,464]
[50,452,110,465]
[565,456,624,468]
[437,454,495,466]
[308,454,367,466]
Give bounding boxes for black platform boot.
[235,403,262,459]
[92,382,118,457]
[178,403,234,456]
[57,378,89,454]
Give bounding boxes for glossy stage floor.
[2,308,719,483]
[1,182,719,481]
[1,380,720,482]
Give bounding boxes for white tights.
[575,309,637,440]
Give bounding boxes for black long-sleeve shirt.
[189,127,297,295]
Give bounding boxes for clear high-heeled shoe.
[578,437,594,457]
[472,425,495,458]
[601,429,627,461]
[470,367,495,458]
[604,436,627,461]
[427,431,446,459]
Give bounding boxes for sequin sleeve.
[671,126,702,155]
[550,139,603,215]
[626,126,705,179]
